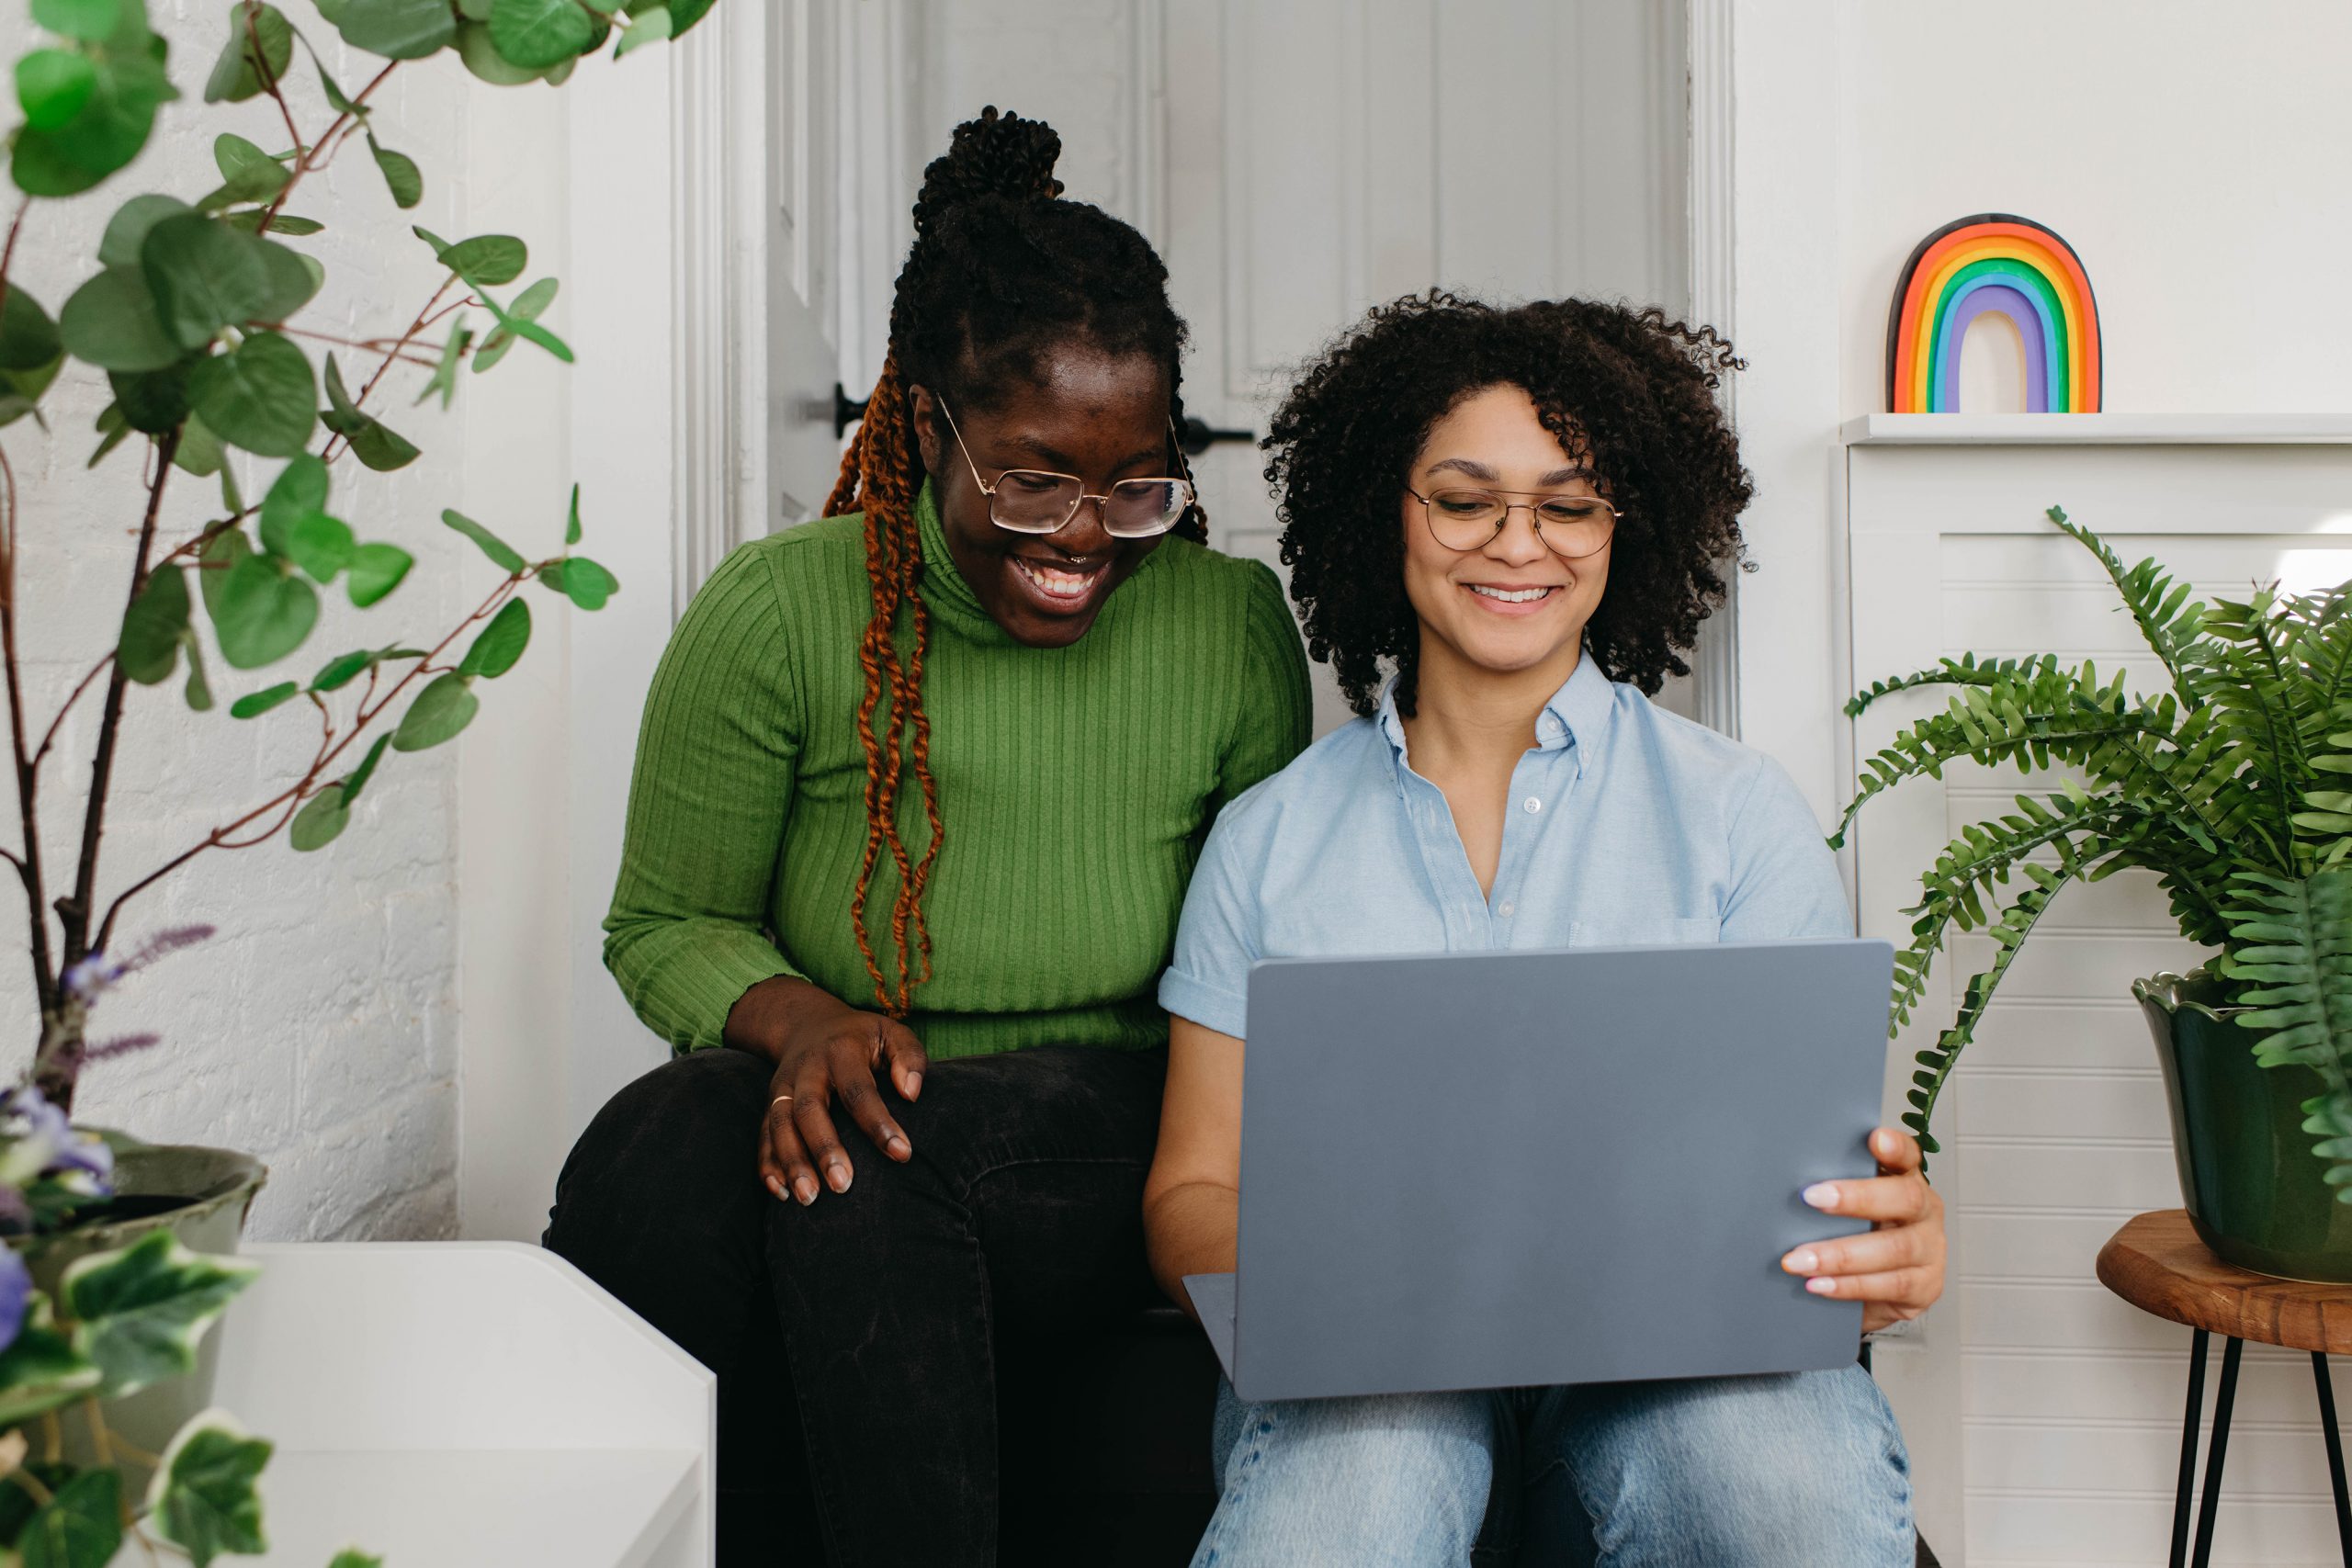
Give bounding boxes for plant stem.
[0,197,54,1023]
[243,1,306,166]
[51,428,181,1108]
[5,1466,51,1507]
[262,61,397,229]
[79,1396,114,1469]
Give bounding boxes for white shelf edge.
[1842,412,2352,446]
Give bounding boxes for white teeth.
[1469,585,1554,604]
[1013,558,1096,600]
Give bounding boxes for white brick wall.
[0,3,570,1241]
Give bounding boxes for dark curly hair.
[1265,292,1751,716]
[824,107,1204,1017]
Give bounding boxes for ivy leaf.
[58,266,179,372]
[540,554,617,611]
[441,507,526,572]
[320,353,420,471]
[470,276,556,373]
[488,0,594,69]
[16,50,96,130]
[392,671,478,751]
[209,549,318,668]
[287,512,354,583]
[288,783,347,850]
[345,541,412,607]
[19,1467,122,1568]
[117,561,189,684]
[31,0,121,41]
[259,451,328,555]
[64,1230,261,1398]
[228,680,298,718]
[202,2,293,105]
[0,1303,99,1427]
[144,1413,271,1566]
[459,597,530,678]
[367,134,422,209]
[335,0,457,60]
[188,329,316,457]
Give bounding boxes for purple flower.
[0,1087,112,1193]
[59,953,125,1005]
[0,1248,28,1355]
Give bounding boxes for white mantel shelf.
[1842,412,2352,446]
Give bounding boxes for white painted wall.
[0,3,587,1244]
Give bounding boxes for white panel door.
[1159,0,1689,734]
[768,0,844,529]
[1847,421,2352,1565]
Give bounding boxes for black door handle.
[1180,415,1256,457]
[833,383,869,439]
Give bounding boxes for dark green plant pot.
[6,1139,267,1469]
[2137,970,2352,1281]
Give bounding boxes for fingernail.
[829,1161,851,1193]
[794,1178,818,1205]
[765,1175,786,1201]
[904,1071,922,1099]
[1804,1183,1840,1211]
[1784,1248,1818,1274]
[887,1134,910,1158]
[1806,1276,1838,1295]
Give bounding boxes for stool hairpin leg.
[2190,1336,2245,1568]
[2315,1350,2352,1565]
[2171,1330,2210,1568]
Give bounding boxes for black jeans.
[543,1043,1169,1568]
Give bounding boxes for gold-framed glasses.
[939,400,1196,539]
[1407,486,1620,559]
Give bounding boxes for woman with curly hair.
[544,108,1309,1566]
[1143,294,1944,1566]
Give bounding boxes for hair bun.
[911,107,1063,237]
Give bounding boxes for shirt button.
[1498,901,1516,918]
[1522,796,1543,814]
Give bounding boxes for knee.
[1208,1391,1493,1550]
[545,1049,771,1255]
[1579,1369,1912,1566]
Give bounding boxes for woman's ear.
[907,383,944,476]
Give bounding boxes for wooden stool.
[2098,1210,2352,1568]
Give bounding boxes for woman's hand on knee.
[1779,1126,1946,1335]
[730,979,928,1206]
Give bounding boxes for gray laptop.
[1182,938,1893,1403]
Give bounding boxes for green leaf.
[145,1413,271,1566]
[614,4,670,56]
[565,480,582,544]
[287,511,354,582]
[173,412,224,477]
[288,783,348,850]
[343,729,390,802]
[436,232,526,287]
[259,451,328,554]
[442,507,526,572]
[252,235,322,322]
[198,524,249,617]
[320,353,419,470]
[59,265,179,372]
[207,130,288,204]
[258,212,322,235]
[107,364,187,434]
[11,38,175,198]
[310,648,372,690]
[0,287,62,372]
[182,633,213,710]
[203,2,293,105]
[141,212,272,349]
[209,548,318,667]
[189,329,315,456]
[65,1230,261,1399]
[460,596,530,678]
[366,134,422,209]
[97,192,188,267]
[0,1303,100,1427]
[16,50,96,130]
[417,314,470,408]
[489,0,594,68]
[327,1552,385,1568]
[335,0,458,59]
[669,0,716,36]
[229,680,298,717]
[455,17,544,84]
[345,542,412,607]
[470,274,556,373]
[20,1468,122,1568]
[543,554,617,611]
[118,560,188,684]
[392,671,478,750]
[32,0,121,39]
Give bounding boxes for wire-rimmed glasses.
[1406,486,1620,559]
[939,400,1197,539]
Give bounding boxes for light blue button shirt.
[1159,655,1853,1038]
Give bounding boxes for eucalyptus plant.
[2,0,709,1118]
[1838,507,2352,1197]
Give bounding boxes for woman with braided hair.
[544,108,1309,1565]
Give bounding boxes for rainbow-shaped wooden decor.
[1885,213,2101,412]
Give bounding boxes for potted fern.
[1839,507,2352,1281]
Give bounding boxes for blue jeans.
[1193,1366,1913,1567]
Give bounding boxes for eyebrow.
[994,435,1170,475]
[1424,457,1593,487]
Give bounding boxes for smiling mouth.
[1466,584,1558,604]
[1010,556,1107,608]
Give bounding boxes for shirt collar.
[1375,652,1617,776]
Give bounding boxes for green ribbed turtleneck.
[603,482,1312,1058]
